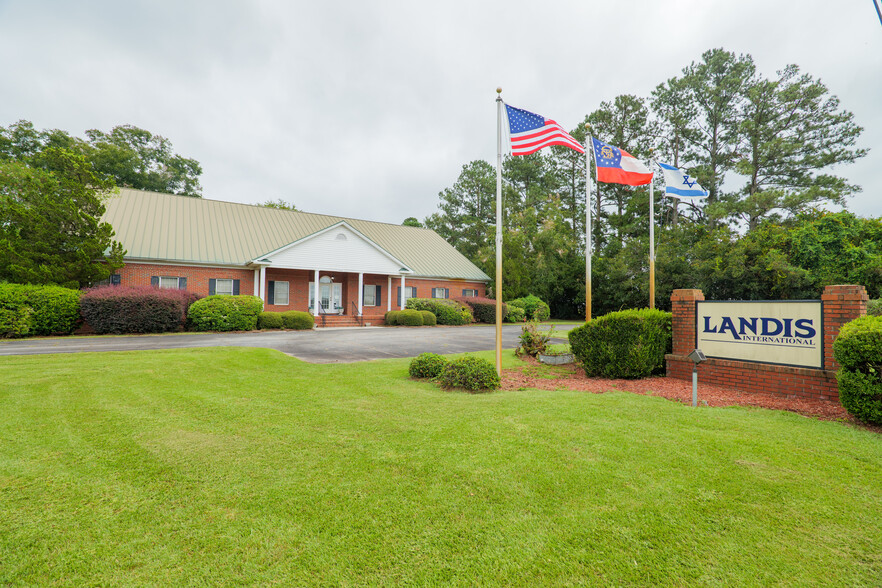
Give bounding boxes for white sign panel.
[696,301,823,368]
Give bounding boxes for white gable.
[260,222,409,274]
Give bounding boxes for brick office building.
[102,189,490,326]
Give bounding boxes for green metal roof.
[102,188,490,282]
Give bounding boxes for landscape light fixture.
[687,349,706,407]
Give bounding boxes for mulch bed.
[502,356,881,433]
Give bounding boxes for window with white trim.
[215,279,234,296]
[432,287,449,299]
[159,276,184,289]
[462,288,479,297]
[274,281,289,305]
[398,286,417,306]
[364,284,377,306]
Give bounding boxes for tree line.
[419,48,876,318]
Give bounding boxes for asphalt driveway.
[0,324,577,363]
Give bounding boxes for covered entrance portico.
[249,221,414,326]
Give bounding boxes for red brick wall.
[116,263,255,298]
[116,263,487,323]
[665,285,868,401]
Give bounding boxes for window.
[462,289,479,297]
[398,286,417,306]
[215,279,234,296]
[364,284,377,306]
[209,278,239,296]
[271,281,289,305]
[432,287,449,299]
[157,276,185,289]
[93,274,121,287]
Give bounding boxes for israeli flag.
[659,162,708,199]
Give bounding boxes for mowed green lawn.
[2,348,881,586]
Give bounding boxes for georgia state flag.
[592,138,653,186]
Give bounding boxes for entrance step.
[316,315,372,328]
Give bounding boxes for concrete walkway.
[0,324,577,364]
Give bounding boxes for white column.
[313,269,320,316]
[357,272,364,316]
[387,276,392,311]
[400,274,406,310]
[259,266,266,302]
[253,269,260,296]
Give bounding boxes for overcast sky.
[1,0,879,224]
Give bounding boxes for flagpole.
[649,157,655,310]
[494,88,503,377]
[584,124,592,322]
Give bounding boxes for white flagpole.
[495,88,503,377]
[584,124,592,322]
[649,157,655,310]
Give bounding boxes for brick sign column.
[666,285,868,401]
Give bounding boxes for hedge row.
[833,315,882,424]
[385,309,436,326]
[188,295,264,332]
[408,352,499,391]
[0,283,81,337]
[258,310,314,330]
[405,298,472,325]
[80,285,200,334]
[453,296,507,324]
[568,308,672,379]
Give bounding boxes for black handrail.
[350,302,363,326]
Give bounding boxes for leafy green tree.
[402,217,422,227]
[85,125,202,197]
[728,65,867,230]
[0,148,125,288]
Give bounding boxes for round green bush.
[505,306,526,323]
[405,298,472,325]
[508,295,550,321]
[0,283,81,335]
[258,311,284,329]
[281,310,314,330]
[385,310,401,326]
[398,309,424,326]
[409,352,447,378]
[438,355,500,392]
[833,315,882,424]
[188,295,263,332]
[568,308,672,379]
[419,310,436,326]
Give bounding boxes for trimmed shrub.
[438,355,500,392]
[868,299,882,317]
[507,295,550,321]
[188,295,263,332]
[398,309,424,326]
[80,285,199,334]
[568,309,672,379]
[505,306,526,323]
[258,311,284,329]
[281,310,314,330]
[409,352,447,378]
[385,310,401,326]
[454,296,507,324]
[0,306,33,338]
[418,310,437,326]
[0,283,81,335]
[406,298,472,325]
[833,315,882,424]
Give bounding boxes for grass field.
[2,347,881,585]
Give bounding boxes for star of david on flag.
[504,104,584,156]
[591,138,653,186]
[658,162,709,199]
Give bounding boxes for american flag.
[505,104,584,156]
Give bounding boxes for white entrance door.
[310,279,343,313]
